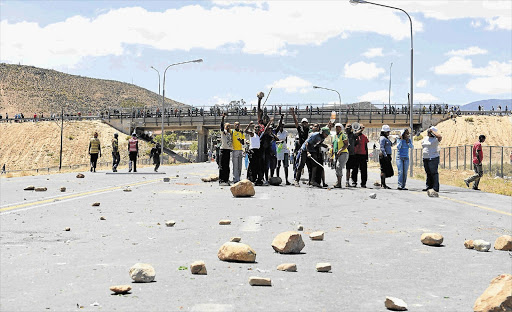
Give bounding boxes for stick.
[307,153,324,169]
[263,87,272,107]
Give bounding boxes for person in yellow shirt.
[333,123,348,188]
[88,132,102,172]
[231,121,245,183]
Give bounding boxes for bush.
[414,134,423,141]
[465,117,474,122]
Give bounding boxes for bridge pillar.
[197,126,208,163]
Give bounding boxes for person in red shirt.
[464,135,485,190]
[351,123,369,188]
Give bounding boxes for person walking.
[111,133,120,172]
[333,123,349,188]
[421,126,442,192]
[396,129,414,190]
[88,132,101,172]
[150,143,161,172]
[351,123,369,188]
[219,113,233,185]
[231,121,245,183]
[128,133,139,172]
[276,115,291,185]
[464,135,486,191]
[379,125,394,189]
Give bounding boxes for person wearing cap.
[464,134,485,190]
[128,132,139,172]
[291,107,312,185]
[345,124,356,187]
[379,125,394,189]
[219,113,233,186]
[88,132,101,172]
[298,127,330,187]
[396,129,414,190]
[351,123,369,188]
[111,133,120,172]
[333,123,349,188]
[421,126,442,192]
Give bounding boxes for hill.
[461,99,511,111]
[0,63,186,116]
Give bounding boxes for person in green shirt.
[333,123,349,188]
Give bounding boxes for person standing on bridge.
[421,126,442,192]
[111,133,120,172]
[219,113,233,185]
[464,135,485,191]
[231,121,245,183]
[128,133,139,172]
[150,142,161,172]
[88,132,101,172]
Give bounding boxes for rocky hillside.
[0,63,186,116]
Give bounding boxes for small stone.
[76,173,85,178]
[217,242,256,262]
[427,189,439,197]
[373,181,380,187]
[268,176,282,186]
[129,263,156,283]
[163,177,170,182]
[420,233,443,246]
[24,186,35,191]
[34,187,47,192]
[109,285,131,294]
[64,227,70,231]
[92,202,100,207]
[385,296,408,311]
[230,237,241,242]
[277,263,297,272]
[271,231,305,254]
[190,261,207,275]
[100,216,106,220]
[249,276,271,286]
[297,225,304,231]
[176,174,179,177]
[60,187,66,192]
[316,263,331,272]
[123,188,132,192]
[219,220,231,225]
[473,274,512,312]
[230,179,255,197]
[494,235,512,251]
[464,240,474,249]
[309,231,325,241]
[473,239,491,252]
[369,193,377,199]
[165,220,176,227]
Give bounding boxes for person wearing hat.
[379,125,394,189]
[297,127,330,187]
[421,126,442,192]
[111,133,120,172]
[464,134,485,190]
[333,123,349,188]
[291,107,312,186]
[345,123,356,187]
[128,132,139,172]
[88,132,101,172]
[351,123,369,188]
[396,129,414,190]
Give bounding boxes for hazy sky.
[1,0,511,106]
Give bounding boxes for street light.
[350,0,414,176]
[313,86,342,123]
[150,66,161,95]
[388,62,393,106]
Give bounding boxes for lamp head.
[313,86,319,89]
[194,59,203,63]
[349,0,366,4]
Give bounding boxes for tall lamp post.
[313,86,342,123]
[388,62,393,106]
[350,0,413,176]
[154,59,203,161]
[150,66,161,95]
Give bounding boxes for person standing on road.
[351,123,369,188]
[290,107,311,186]
[303,127,330,188]
[333,123,349,188]
[231,121,245,183]
[276,114,291,185]
[245,121,264,185]
[464,135,486,191]
[421,126,442,192]
[88,132,101,172]
[345,124,356,187]
[396,129,414,190]
[150,143,162,172]
[111,133,120,172]
[128,133,139,172]
[219,113,233,185]
[379,125,394,189]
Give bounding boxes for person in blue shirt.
[396,129,414,190]
[379,125,394,189]
[300,127,330,188]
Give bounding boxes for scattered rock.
[473,274,512,312]
[60,187,66,192]
[316,263,331,272]
[249,276,271,286]
[369,193,377,199]
[464,240,474,249]
[24,186,35,191]
[230,179,255,197]
[34,187,47,192]
[373,181,380,187]
[385,296,408,311]
[277,263,297,272]
[473,239,491,252]
[201,175,219,182]
[420,233,443,246]
[271,231,305,254]
[64,227,70,231]
[92,202,100,207]
[163,177,170,182]
[268,176,282,186]
[76,173,85,178]
[123,188,132,192]
[494,235,512,251]
[217,242,256,263]
[219,220,231,225]
[100,216,106,220]
[309,231,325,241]
[165,220,176,227]
[297,225,304,231]
[176,175,179,178]
[427,189,439,197]
[129,263,156,283]
[230,237,241,242]
[190,261,207,275]
[109,285,131,294]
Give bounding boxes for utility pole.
[59,106,64,170]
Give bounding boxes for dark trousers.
[351,154,368,186]
[153,156,160,171]
[90,153,99,169]
[248,148,263,183]
[219,149,231,182]
[295,151,312,182]
[309,151,323,185]
[423,157,440,192]
[129,151,138,172]
[112,152,120,170]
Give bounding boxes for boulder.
[427,189,439,197]
[385,297,408,311]
[60,187,66,192]
[268,176,282,186]
[190,261,207,275]
[129,263,155,283]
[249,276,271,286]
[464,240,474,249]
[92,202,100,207]
[230,237,241,242]
[230,179,255,197]
[494,235,512,251]
[473,239,491,252]
[420,233,443,246]
[271,231,305,254]
[316,263,331,272]
[219,220,231,225]
[309,231,325,241]
[34,187,47,192]
[277,263,297,272]
[217,242,256,263]
[165,220,176,227]
[109,285,132,294]
[473,274,512,312]
[24,186,35,191]
[369,193,377,199]
[76,173,85,178]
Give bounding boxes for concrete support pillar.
[197,126,208,163]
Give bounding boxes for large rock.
[277,263,297,272]
[129,263,155,283]
[190,261,207,275]
[230,179,255,197]
[385,297,408,311]
[109,285,131,294]
[217,242,256,263]
[420,233,443,246]
[316,263,331,272]
[268,176,282,186]
[249,276,271,286]
[473,274,512,312]
[474,239,491,252]
[494,235,512,251]
[271,231,305,254]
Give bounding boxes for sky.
[1,0,511,107]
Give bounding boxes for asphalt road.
[1,162,511,312]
